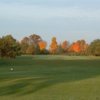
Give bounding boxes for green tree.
[0,35,21,58]
[20,37,29,54]
[88,39,100,56]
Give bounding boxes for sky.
[0,0,100,44]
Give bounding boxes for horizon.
[0,0,100,44]
[0,33,99,45]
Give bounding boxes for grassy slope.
[0,55,100,100]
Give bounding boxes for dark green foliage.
[88,39,100,56]
[0,35,21,58]
[40,49,49,55]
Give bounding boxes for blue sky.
[0,0,100,44]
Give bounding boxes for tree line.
[0,34,100,58]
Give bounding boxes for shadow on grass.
[0,60,100,96]
[0,70,100,96]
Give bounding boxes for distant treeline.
[0,34,100,58]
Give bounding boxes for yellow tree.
[50,37,58,54]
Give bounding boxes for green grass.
[0,55,100,100]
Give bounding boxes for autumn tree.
[50,37,58,54]
[77,40,88,54]
[38,41,49,54]
[69,40,88,55]
[57,44,64,54]
[38,41,47,51]
[69,42,81,53]
[61,40,69,53]
[29,34,42,54]
[20,34,42,55]
[26,44,34,55]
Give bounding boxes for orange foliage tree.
[69,40,88,53]
[50,37,58,54]
[72,42,81,52]
[38,41,47,51]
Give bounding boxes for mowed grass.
[0,55,100,100]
